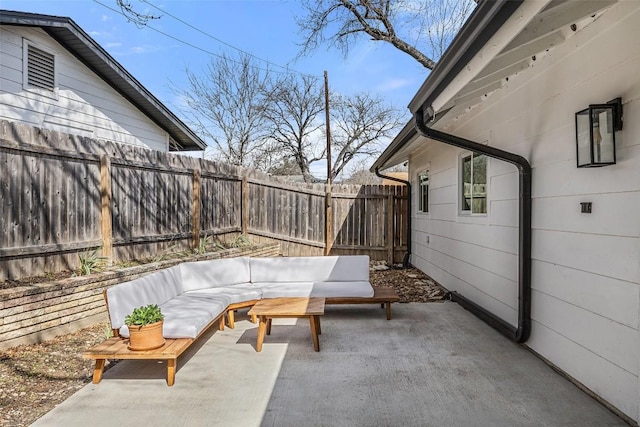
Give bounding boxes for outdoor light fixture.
[575,97,623,167]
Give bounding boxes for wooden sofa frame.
[84,277,399,386]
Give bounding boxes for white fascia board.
[430,0,553,114]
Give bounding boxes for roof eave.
[371,0,523,172]
[0,10,206,151]
[407,0,524,114]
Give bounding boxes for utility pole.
[324,71,332,256]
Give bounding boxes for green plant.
[228,234,252,248]
[116,260,141,268]
[150,241,181,263]
[78,248,108,276]
[193,234,212,255]
[194,233,226,254]
[102,324,114,340]
[124,304,164,327]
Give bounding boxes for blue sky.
[3,0,429,112]
[2,0,433,175]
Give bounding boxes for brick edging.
[0,243,280,350]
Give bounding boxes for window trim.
[417,168,430,214]
[459,151,488,216]
[22,39,58,99]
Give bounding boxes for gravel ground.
[0,263,447,427]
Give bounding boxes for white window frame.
[459,151,488,215]
[417,168,429,214]
[22,39,58,99]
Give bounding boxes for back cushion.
[180,257,251,292]
[250,256,369,283]
[106,266,183,329]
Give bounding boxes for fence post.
[99,155,113,265]
[324,188,332,256]
[192,169,201,250]
[241,177,248,235]
[387,193,394,265]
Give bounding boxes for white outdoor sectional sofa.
[107,255,374,339]
[85,255,398,386]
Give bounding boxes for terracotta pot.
[127,320,165,351]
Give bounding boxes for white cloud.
[101,15,110,22]
[375,78,414,93]
[105,42,122,48]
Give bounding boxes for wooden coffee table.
[248,297,325,352]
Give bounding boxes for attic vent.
[26,44,55,91]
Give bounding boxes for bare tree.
[267,158,303,177]
[297,0,476,69]
[263,75,326,183]
[329,92,403,180]
[262,75,402,182]
[116,0,161,28]
[174,53,273,167]
[341,158,383,184]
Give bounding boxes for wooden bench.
[83,314,225,386]
[326,287,400,320]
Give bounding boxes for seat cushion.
[119,293,229,339]
[250,255,369,283]
[180,257,251,291]
[184,283,262,305]
[310,281,374,298]
[256,282,314,299]
[106,266,183,330]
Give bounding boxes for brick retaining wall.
[0,243,280,350]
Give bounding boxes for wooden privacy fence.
[0,121,408,282]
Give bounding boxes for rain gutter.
[414,109,531,343]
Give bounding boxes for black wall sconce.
[575,97,623,167]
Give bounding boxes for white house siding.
[409,2,639,422]
[0,26,169,151]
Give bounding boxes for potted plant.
[124,304,165,351]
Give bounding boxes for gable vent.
[27,45,55,91]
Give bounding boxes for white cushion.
[180,257,251,291]
[184,283,262,305]
[256,282,314,299]
[120,293,229,339]
[310,281,374,298]
[250,256,369,283]
[106,267,183,330]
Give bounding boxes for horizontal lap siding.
[0,26,168,151]
[409,2,640,421]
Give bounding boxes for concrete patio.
[33,302,627,427]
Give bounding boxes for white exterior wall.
[409,2,640,422]
[0,26,169,151]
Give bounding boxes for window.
[418,170,429,213]
[460,153,487,214]
[23,40,56,93]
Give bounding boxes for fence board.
[0,122,408,281]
